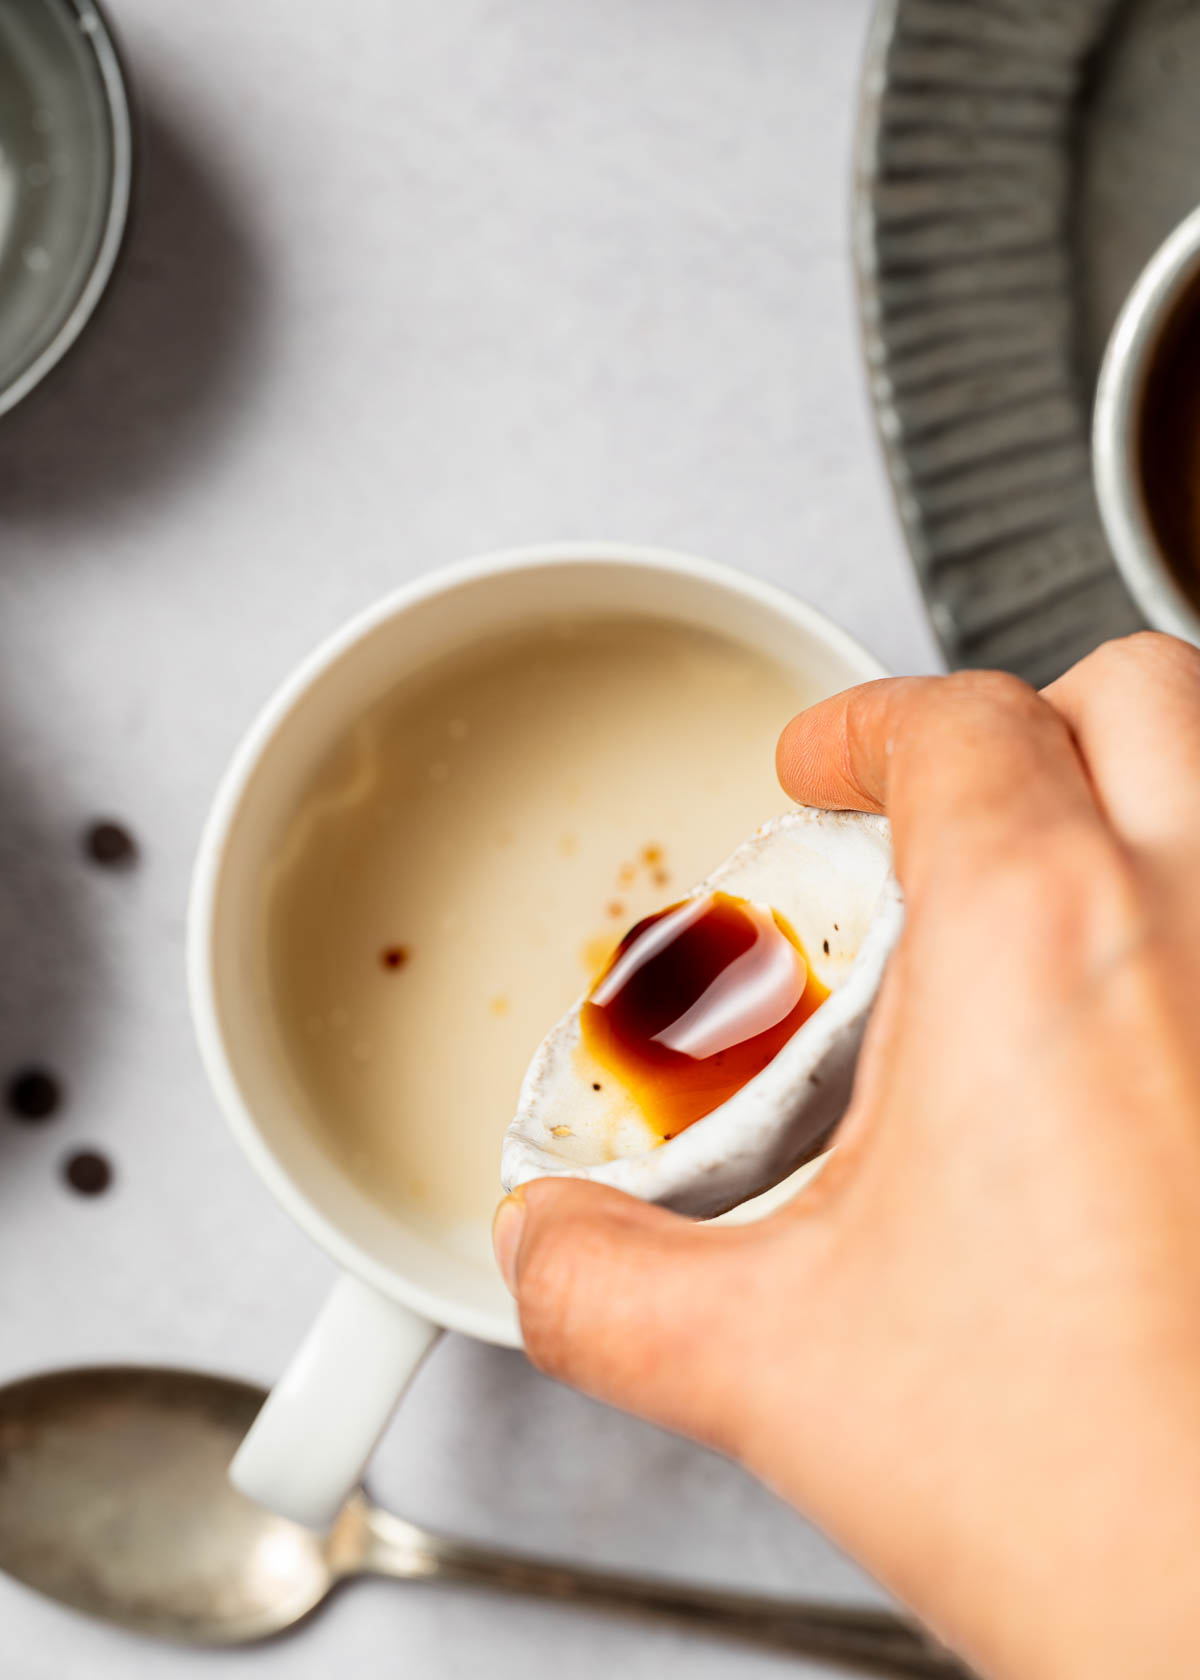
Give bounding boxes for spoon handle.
[358,1507,971,1678]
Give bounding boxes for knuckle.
[1075,631,1200,689]
[891,670,1047,780]
[928,669,1046,738]
[940,668,1039,717]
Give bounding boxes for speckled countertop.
[0,1,940,1674]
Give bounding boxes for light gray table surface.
[0,1,942,1674]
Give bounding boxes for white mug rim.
[187,542,885,1344]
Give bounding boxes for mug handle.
[231,1272,440,1529]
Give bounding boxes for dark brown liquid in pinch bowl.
[580,892,829,1140]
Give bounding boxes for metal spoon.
[0,1366,969,1677]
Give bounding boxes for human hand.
[492,632,1200,1680]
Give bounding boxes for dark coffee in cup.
[1139,279,1200,600]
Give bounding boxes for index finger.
[776,673,1105,899]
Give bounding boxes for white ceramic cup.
[1094,203,1200,644]
[188,542,884,1529]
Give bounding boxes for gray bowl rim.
[0,0,134,419]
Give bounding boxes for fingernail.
[492,1189,526,1296]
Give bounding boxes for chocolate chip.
[592,1082,602,1091]
[63,1150,112,1195]
[822,939,830,955]
[84,821,138,869]
[381,946,408,970]
[6,1067,62,1122]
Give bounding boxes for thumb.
[493,1177,775,1454]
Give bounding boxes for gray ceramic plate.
[855,0,1200,685]
[0,0,131,416]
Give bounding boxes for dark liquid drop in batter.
[580,891,829,1139]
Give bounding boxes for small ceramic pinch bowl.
[0,0,132,416]
[502,807,904,1220]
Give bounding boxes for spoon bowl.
[0,1364,966,1676]
[0,1366,332,1643]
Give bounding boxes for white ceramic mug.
[1093,203,1200,644]
[187,542,884,1529]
